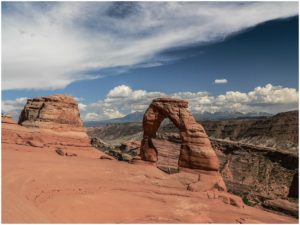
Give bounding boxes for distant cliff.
[201,110,298,154]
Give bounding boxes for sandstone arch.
[140,98,219,171]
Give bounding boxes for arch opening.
[140,98,220,173]
[155,118,181,173]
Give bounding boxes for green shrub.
[242,196,252,206]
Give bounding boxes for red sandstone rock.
[27,140,44,148]
[263,199,298,217]
[2,115,17,124]
[2,118,91,149]
[100,155,114,160]
[140,98,219,171]
[152,139,180,170]
[2,109,297,223]
[187,171,227,192]
[3,140,296,223]
[206,191,245,208]
[65,152,77,157]
[7,94,92,148]
[55,149,65,156]
[18,94,84,132]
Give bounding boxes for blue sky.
[2,2,299,121]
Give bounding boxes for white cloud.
[1,97,28,120]
[248,84,298,104]
[78,103,87,111]
[107,85,134,98]
[83,85,165,120]
[81,84,298,120]
[2,2,298,90]
[103,108,124,119]
[214,79,228,84]
[85,113,99,121]
[2,84,298,121]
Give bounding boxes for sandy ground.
[2,122,298,223]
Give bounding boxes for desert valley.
[2,1,299,224]
[2,94,298,223]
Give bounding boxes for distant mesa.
[18,94,85,132]
[84,110,272,127]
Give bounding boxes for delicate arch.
[140,98,219,171]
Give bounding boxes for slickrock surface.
[88,110,299,217]
[140,98,219,171]
[2,114,17,124]
[2,122,91,148]
[18,94,84,132]
[3,124,297,223]
[4,95,298,223]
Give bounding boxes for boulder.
[55,149,65,156]
[121,153,132,162]
[91,137,114,152]
[99,155,114,160]
[27,140,44,148]
[65,152,77,157]
[132,156,141,160]
[108,149,122,159]
[263,199,298,217]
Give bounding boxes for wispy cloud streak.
[2,2,298,90]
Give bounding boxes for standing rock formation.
[18,94,84,131]
[3,94,92,149]
[140,98,219,171]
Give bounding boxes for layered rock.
[2,94,92,149]
[18,94,84,132]
[201,110,298,153]
[2,118,91,149]
[140,98,219,171]
[211,139,298,204]
[152,139,181,172]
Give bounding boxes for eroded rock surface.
[4,94,91,148]
[140,98,219,171]
[202,110,298,154]
[18,94,84,132]
[138,98,228,198]
[2,118,92,149]
[2,114,17,124]
[87,113,299,217]
[3,139,297,223]
[212,139,298,205]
